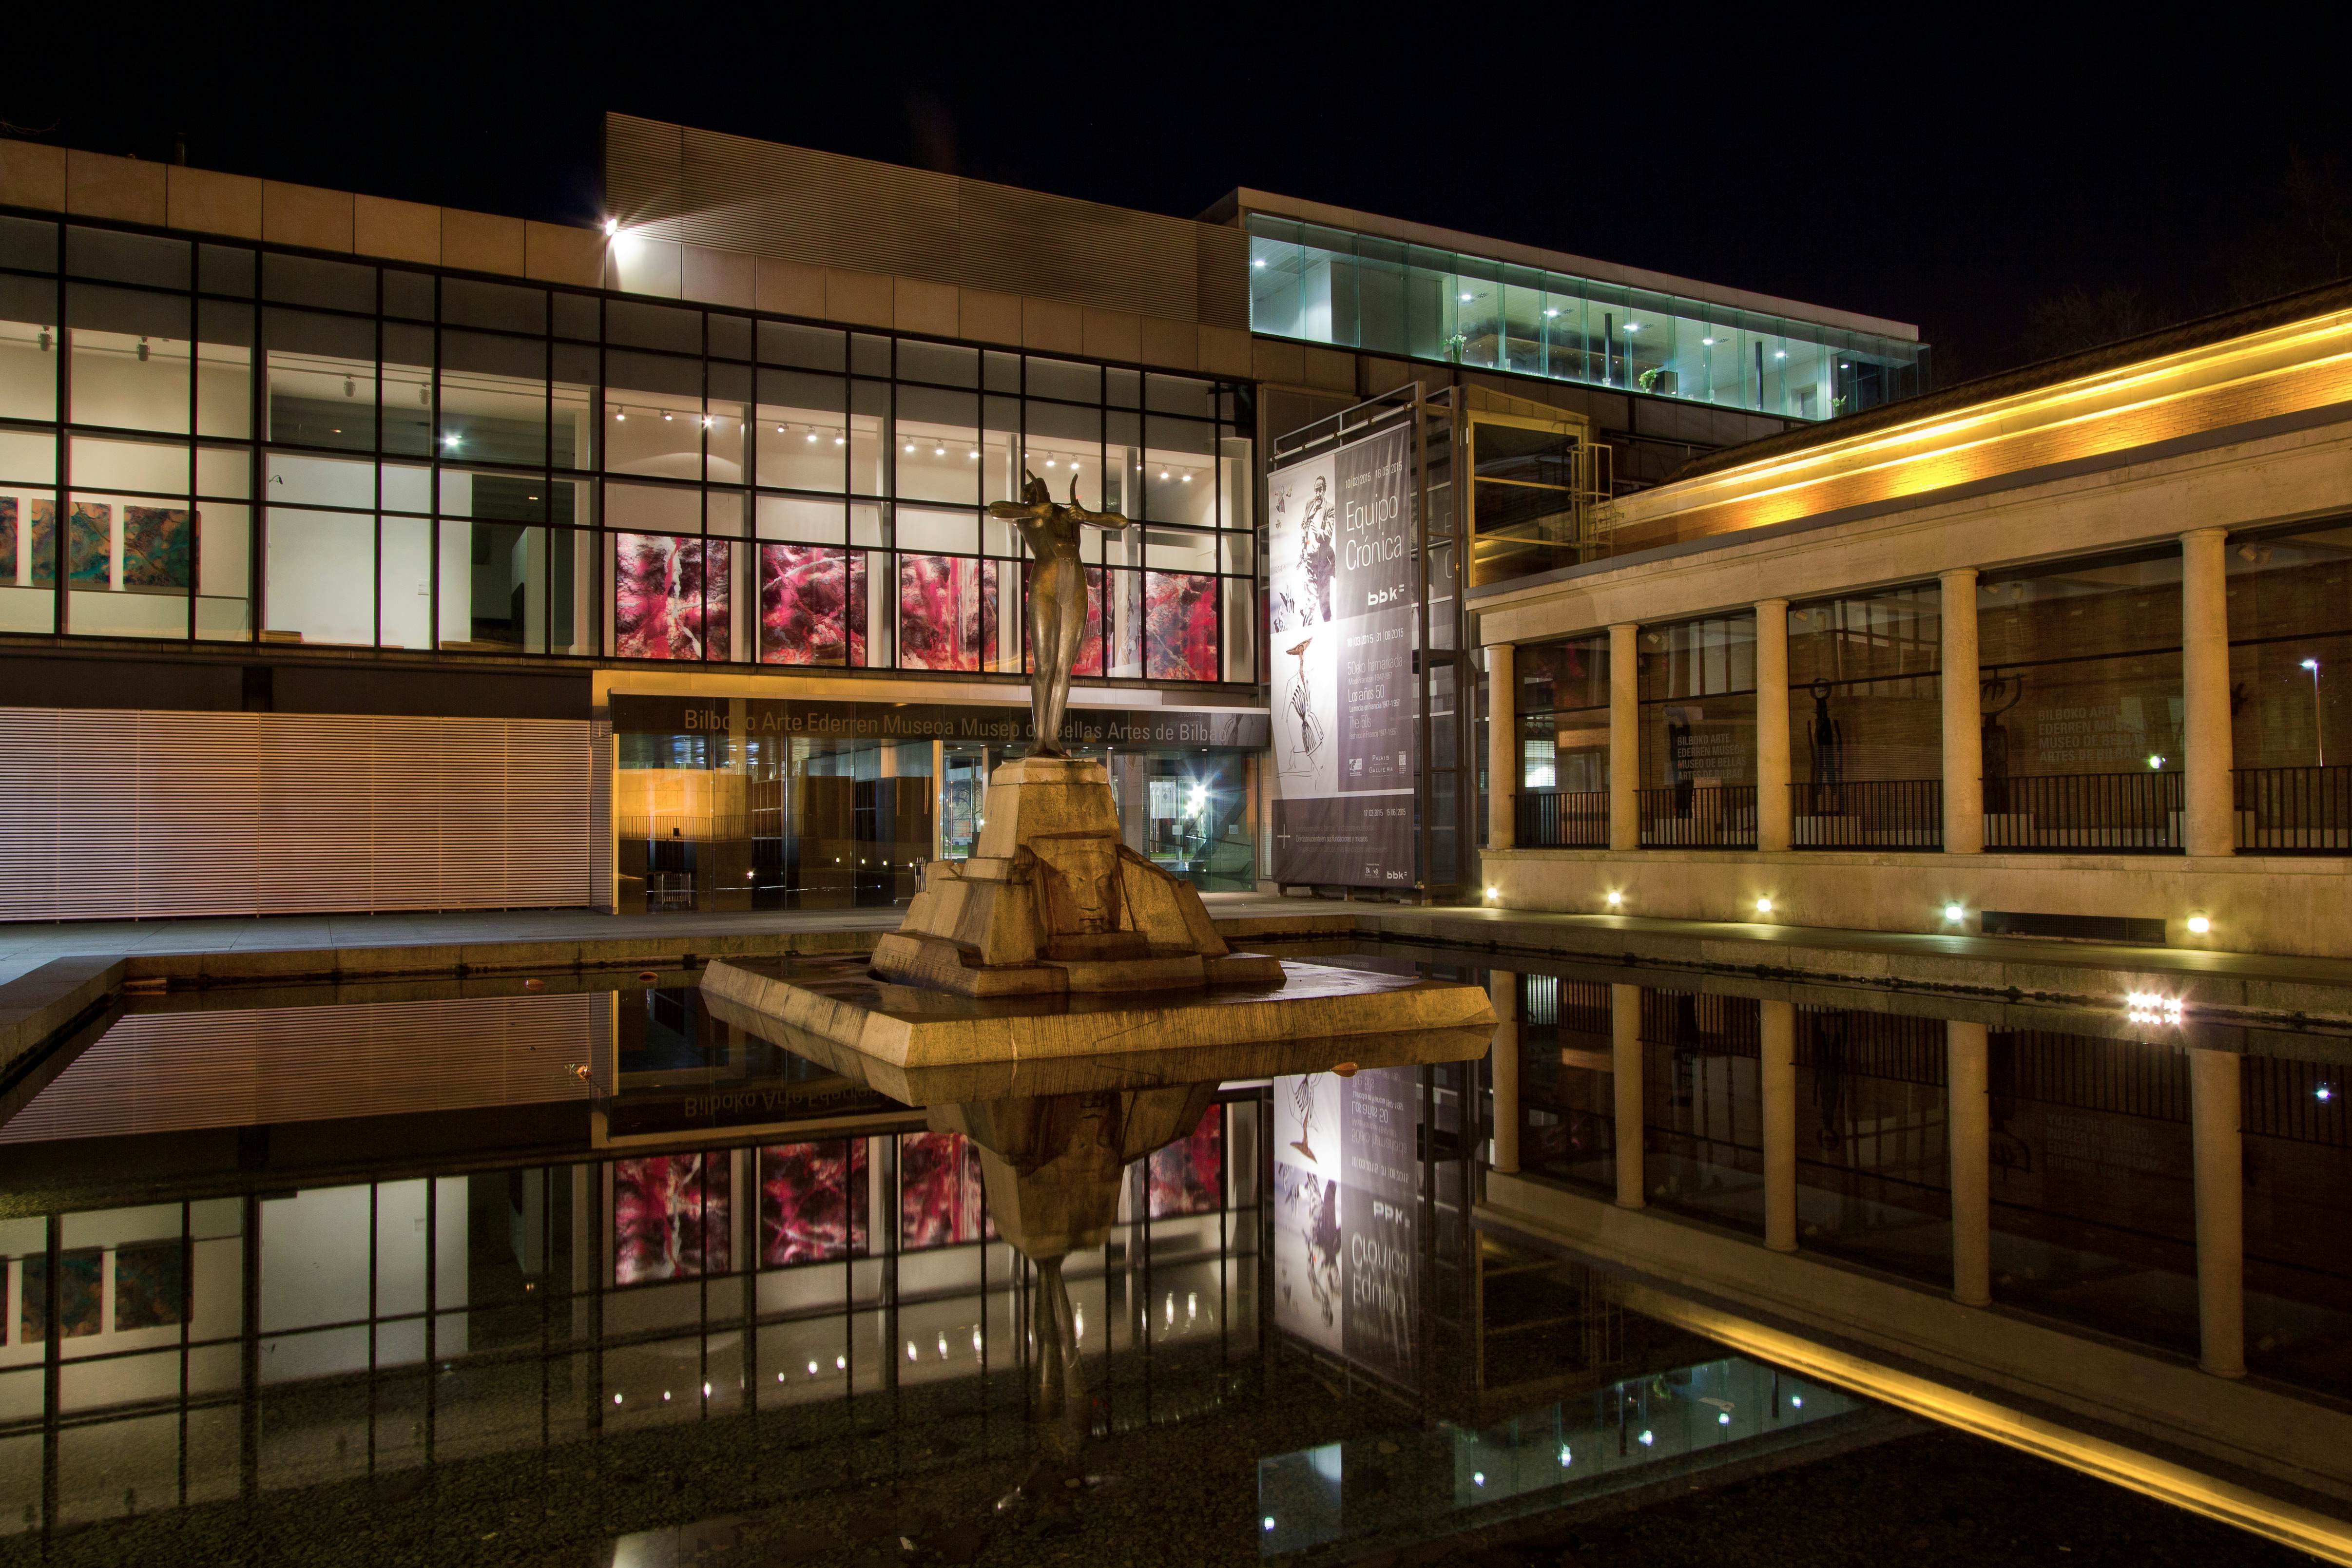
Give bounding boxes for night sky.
[12,6,2352,386]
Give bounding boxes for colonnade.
[1483,528,2240,859]
[1484,973,2249,1378]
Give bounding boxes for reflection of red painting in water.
[617,534,730,660]
[614,1153,731,1283]
[1145,572,1217,682]
[759,1140,869,1264]
[759,545,866,666]
[897,555,986,671]
[899,1131,984,1249]
[1148,1105,1223,1218]
[1020,563,1103,677]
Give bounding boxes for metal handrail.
[1789,778,1943,850]
[1514,789,1608,847]
[2233,765,2352,853]
[1982,771,2182,854]
[1638,784,1757,848]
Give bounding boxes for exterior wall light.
[1943,902,1965,923]
[1605,890,1623,907]
[2186,915,2212,935]
[603,217,620,237]
[1754,897,1774,915]
[2126,992,2184,1026]
[1484,885,1499,900]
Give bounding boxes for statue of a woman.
[988,471,1133,756]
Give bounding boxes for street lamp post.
[2303,659,2325,768]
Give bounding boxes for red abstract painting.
[899,1131,984,1250]
[896,555,986,671]
[758,544,866,666]
[613,1153,731,1284]
[759,1139,870,1265]
[616,533,730,660]
[1145,572,1218,682]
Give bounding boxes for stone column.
[1489,971,1520,1173]
[1611,982,1644,1208]
[1488,642,1516,851]
[2182,527,2236,858]
[2191,1047,2245,1377]
[1756,600,1791,852]
[1761,999,1796,1251]
[1609,623,1640,853]
[1940,568,1983,854]
[1947,1021,1992,1305]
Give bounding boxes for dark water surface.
[0,949,2340,1565]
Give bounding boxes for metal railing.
[1514,790,1608,847]
[1789,778,1943,850]
[1638,784,1757,848]
[1982,771,2183,853]
[2234,765,2352,853]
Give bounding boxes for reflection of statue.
[1811,1011,1849,1154]
[1807,679,1845,814]
[988,471,1131,756]
[1981,668,2024,814]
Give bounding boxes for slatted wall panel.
[0,708,594,921]
[588,715,614,913]
[0,994,608,1144]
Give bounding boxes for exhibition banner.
[1268,420,1416,886]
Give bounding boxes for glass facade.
[1247,214,1927,421]
[0,214,1258,684]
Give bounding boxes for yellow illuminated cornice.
[1604,309,2352,547]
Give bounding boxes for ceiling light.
[1253,258,1267,268]
[614,410,626,421]
[833,435,844,445]
[1179,473,1189,481]
[662,411,673,421]
[1702,337,1716,345]
[1625,323,1640,334]
[1460,292,1474,303]
[904,442,915,453]
[968,450,979,459]
[2303,658,2321,672]
[1160,471,1171,479]
[1774,350,1787,358]
[1543,307,1560,318]
[343,377,355,398]
[934,445,945,456]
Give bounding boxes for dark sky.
[13,6,2352,384]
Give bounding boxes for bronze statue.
[988,470,1132,756]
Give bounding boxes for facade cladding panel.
[0,708,594,920]
[611,115,1239,329]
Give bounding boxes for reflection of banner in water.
[1272,1067,1419,1386]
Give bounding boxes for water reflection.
[0,951,2345,1562]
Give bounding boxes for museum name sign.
[611,694,1269,750]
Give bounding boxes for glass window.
[66,227,189,290]
[70,286,190,434]
[894,506,974,555]
[758,321,845,371]
[607,301,701,355]
[440,278,543,333]
[195,501,250,642]
[195,446,249,498]
[0,276,59,422]
[1977,551,2182,784]
[439,518,547,653]
[1143,571,1216,681]
[1637,613,1758,842]
[266,452,374,509]
[850,335,890,378]
[896,341,977,388]
[262,253,372,313]
[0,486,58,633]
[197,243,254,297]
[264,507,376,647]
[379,513,431,651]
[893,385,978,505]
[606,482,701,535]
[707,362,749,486]
[263,307,372,453]
[707,313,751,361]
[848,382,888,497]
[439,330,546,467]
[553,343,595,471]
[195,300,252,440]
[381,323,432,457]
[1025,358,1099,404]
[1785,586,1943,801]
[1022,400,1099,510]
[70,436,187,494]
[896,555,990,671]
[754,370,847,492]
[65,491,193,639]
[0,215,56,270]
[1143,417,1215,527]
[382,270,434,322]
[552,292,599,342]
[615,532,730,661]
[605,351,702,479]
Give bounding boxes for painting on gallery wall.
[113,1240,185,1331]
[1146,572,1218,682]
[759,1139,870,1265]
[613,1152,732,1284]
[26,499,55,585]
[899,1130,985,1250]
[122,507,193,592]
[0,496,13,581]
[1148,1104,1223,1218]
[758,544,866,666]
[1020,564,1104,677]
[65,502,110,588]
[897,555,991,672]
[616,534,731,660]
[19,1249,104,1342]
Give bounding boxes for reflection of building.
[1482,281,2352,953]
[0,118,1907,919]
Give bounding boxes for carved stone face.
[1031,837,1122,936]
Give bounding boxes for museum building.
[1474,279,2352,957]
[0,114,1919,921]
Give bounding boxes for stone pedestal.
[871,757,1282,997]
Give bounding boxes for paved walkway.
[7,894,2352,1004]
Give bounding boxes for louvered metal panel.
[608,113,1252,331]
[589,716,614,912]
[0,708,594,921]
[0,995,608,1145]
